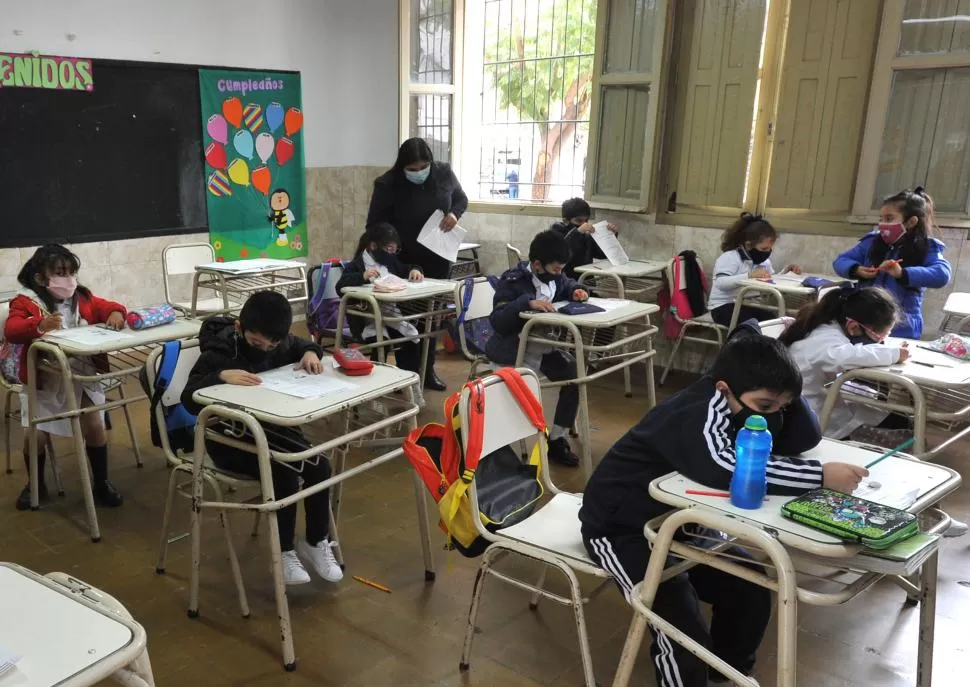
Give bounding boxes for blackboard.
[0,60,207,248]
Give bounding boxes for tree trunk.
[530,74,591,201]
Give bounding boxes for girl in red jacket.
[3,244,127,510]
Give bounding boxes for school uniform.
[707,248,774,327]
[580,375,823,687]
[833,231,951,338]
[549,220,606,280]
[788,322,900,439]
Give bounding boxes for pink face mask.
[878,222,906,245]
[47,275,78,300]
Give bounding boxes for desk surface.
[943,291,970,316]
[193,359,419,426]
[339,278,456,302]
[41,319,202,356]
[573,259,668,277]
[0,564,136,686]
[739,273,844,295]
[196,258,306,274]
[458,242,481,251]
[880,337,970,387]
[520,298,659,328]
[652,439,960,552]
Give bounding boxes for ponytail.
[779,285,899,346]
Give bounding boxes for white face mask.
[404,166,430,184]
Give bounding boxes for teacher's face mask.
[404,165,431,185]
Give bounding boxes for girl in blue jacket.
[833,187,951,338]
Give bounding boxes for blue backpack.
[452,276,500,358]
[307,261,350,343]
[142,340,197,454]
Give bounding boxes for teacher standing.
[366,137,468,391]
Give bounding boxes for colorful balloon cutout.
[204,142,227,170]
[207,170,232,197]
[275,137,295,167]
[243,103,264,133]
[255,133,275,164]
[266,102,284,133]
[233,129,254,160]
[206,114,228,144]
[284,107,304,136]
[222,97,243,128]
[227,158,250,187]
[252,166,272,196]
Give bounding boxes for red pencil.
[685,489,731,498]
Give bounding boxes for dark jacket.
[485,265,583,365]
[833,231,951,338]
[366,161,469,279]
[181,316,323,417]
[550,220,606,280]
[334,253,423,339]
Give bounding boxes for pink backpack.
[658,254,710,339]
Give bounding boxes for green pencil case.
[781,488,919,550]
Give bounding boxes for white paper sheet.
[587,297,631,311]
[46,326,133,346]
[199,258,304,273]
[257,366,356,399]
[590,221,629,266]
[417,209,468,262]
[0,646,21,677]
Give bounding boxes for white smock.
[521,268,557,370]
[360,251,420,343]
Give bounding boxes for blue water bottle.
[730,415,772,509]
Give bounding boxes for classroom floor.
[1,350,968,687]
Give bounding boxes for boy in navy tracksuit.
[580,325,869,686]
[487,230,588,466]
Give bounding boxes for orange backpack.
[404,368,547,557]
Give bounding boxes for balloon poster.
[198,69,307,260]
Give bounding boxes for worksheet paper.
[552,297,630,312]
[258,367,356,399]
[418,210,468,262]
[591,221,629,266]
[46,326,133,346]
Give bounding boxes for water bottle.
[730,415,772,509]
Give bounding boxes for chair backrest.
[455,277,498,360]
[144,338,201,461]
[759,317,791,340]
[458,368,545,461]
[506,244,523,270]
[666,254,707,293]
[457,277,496,325]
[162,243,215,304]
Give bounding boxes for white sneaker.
[281,550,311,585]
[296,538,344,582]
[944,518,969,538]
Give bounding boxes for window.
[855,0,970,220]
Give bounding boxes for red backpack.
[658,252,710,339]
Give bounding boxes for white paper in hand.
[418,209,468,262]
[591,221,629,266]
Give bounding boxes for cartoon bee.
[268,188,296,247]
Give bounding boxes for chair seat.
[494,493,599,568]
[689,312,725,328]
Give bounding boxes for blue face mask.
[404,166,431,185]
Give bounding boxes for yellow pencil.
[353,575,392,594]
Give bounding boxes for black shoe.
[93,480,123,508]
[424,371,447,391]
[15,483,49,511]
[547,437,580,467]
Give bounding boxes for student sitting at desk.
[3,244,127,510]
[181,291,343,586]
[336,223,427,406]
[580,329,867,687]
[549,197,618,280]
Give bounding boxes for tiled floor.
[1,350,968,686]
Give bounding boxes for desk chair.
[455,277,499,381]
[759,317,792,340]
[660,255,726,385]
[458,369,612,687]
[162,242,228,316]
[506,244,523,270]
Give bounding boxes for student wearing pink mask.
[2,244,127,510]
[834,187,951,338]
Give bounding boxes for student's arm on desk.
[284,334,324,365]
[3,297,45,343]
[825,342,901,369]
[489,286,533,334]
[335,260,367,290]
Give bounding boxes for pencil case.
[557,302,605,315]
[926,333,970,360]
[781,488,918,550]
[126,304,176,330]
[333,346,374,376]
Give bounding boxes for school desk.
[819,337,970,459]
[572,259,668,300]
[448,242,483,279]
[517,298,659,476]
[0,563,154,686]
[190,258,309,318]
[610,439,960,687]
[940,291,970,334]
[335,278,456,379]
[731,272,846,330]
[24,318,202,541]
[190,360,435,671]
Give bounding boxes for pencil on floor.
[353,576,392,593]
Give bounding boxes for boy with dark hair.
[581,331,869,687]
[549,197,619,279]
[487,230,589,466]
[181,291,343,586]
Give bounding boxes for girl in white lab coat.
[779,286,910,444]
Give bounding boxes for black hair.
[870,186,937,268]
[561,197,592,222]
[238,291,292,342]
[710,334,803,397]
[354,222,401,260]
[391,137,434,176]
[17,244,90,311]
[720,212,778,252]
[779,286,899,347]
[528,230,570,265]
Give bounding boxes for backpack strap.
[493,367,547,433]
[150,340,182,409]
[456,378,486,482]
[308,262,332,315]
[456,277,475,325]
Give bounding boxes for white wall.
[1,0,400,167]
